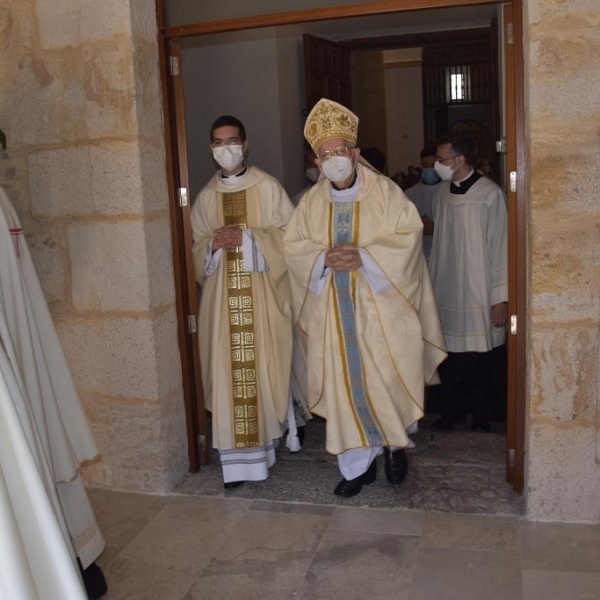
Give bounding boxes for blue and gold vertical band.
[223,191,259,448]
[330,201,385,447]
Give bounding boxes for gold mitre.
[304,98,359,153]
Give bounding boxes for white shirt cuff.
[308,250,330,295]
[359,250,392,293]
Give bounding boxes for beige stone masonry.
[527,423,600,522]
[80,388,188,492]
[526,0,600,522]
[67,218,174,311]
[0,1,188,494]
[530,326,598,424]
[55,307,181,404]
[29,141,169,218]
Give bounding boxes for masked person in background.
[284,99,446,498]
[191,115,302,489]
[405,145,441,265]
[292,146,320,205]
[429,134,508,432]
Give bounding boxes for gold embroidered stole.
[223,190,259,448]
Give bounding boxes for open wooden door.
[502,0,526,492]
[304,36,388,164]
[160,34,209,468]
[304,34,352,111]
[352,50,388,156]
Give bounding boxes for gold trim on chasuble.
[223,191,260,448]
[329,201,386,448]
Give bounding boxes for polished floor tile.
[188,510,328,600]
[420,512,519,552]
[409,547,522,600]
[328,505,425,536]
[88,489,600,600]
[522,570,600,600]
[520,521,600,573]
[297,528,419,600]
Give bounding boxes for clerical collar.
[450,168,481,195]
[219,165,248,185]
[332,171,358,191]
[330,172,360,204]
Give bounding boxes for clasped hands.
[213,224,243,251]
[422,214,434,235]
[324,244,363,271]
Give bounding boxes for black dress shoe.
[384,448,408,485]
[224,480,245,489]
[78,559,108,599]
[334,458,377,498]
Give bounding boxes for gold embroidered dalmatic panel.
[223,191,259,448]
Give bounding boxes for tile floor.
[88,487,600,600]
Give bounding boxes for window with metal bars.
[446,66,470,102]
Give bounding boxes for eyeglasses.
[436,154,459,163]
[210,137,243,148]
[317,146,354,161]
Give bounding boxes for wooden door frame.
[157,14,208,471]
[503,0,526,492]
[156,0,527,492]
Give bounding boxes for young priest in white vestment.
[429,134,508,432]
[191,115,307,489]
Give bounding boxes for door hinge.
[496,138,506,153]
[169,55,179,76]
[510,315,517,335]
[510,171,517,193]
[509,448,515,467]
[178,187,188,207]
[187,314,197,334]
[506,22,514,45]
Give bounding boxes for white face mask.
[212,145,244,171]
[320,156,354,183]
[434,160,455,181]
[305,167,319,183]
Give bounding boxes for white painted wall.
[182,30,286,199]
[181,28,305,200]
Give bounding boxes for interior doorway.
[157,0,526,497]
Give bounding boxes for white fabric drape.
[0,344,86,600]
[0,185,104,598]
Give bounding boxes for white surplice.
[429,175,508,352]
[0,185,105,595]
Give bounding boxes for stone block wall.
[525,0,600,521]
[0,0,188,493]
